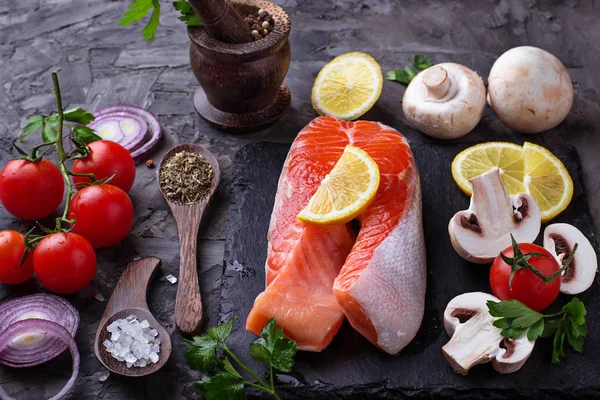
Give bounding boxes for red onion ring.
[0,319,79,400]
[89,114,147,151]
[91,105,162,163]
[0,294,78,367]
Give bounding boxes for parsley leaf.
[386,54,432,85]
[21,115,44,140]
[120,0,160,42]
[120,0,154,26]
[173,0,202,26]
[183,335,219,371]
[386,68,415,84]
[249,319,297,373]
[72,126,102,145]
[413,54,431,71]
[199,372,246,400]
[42,118,58,143]
[207,315,237,342]
[487,298,587,363]
[184,316,297,399]
[64,107,95,125]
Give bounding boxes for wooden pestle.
[188,0,253,44]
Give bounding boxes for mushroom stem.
[422,65,451,99]
[470,169,514,236]
[442,311,502,374]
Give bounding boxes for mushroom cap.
[402,63,486,139]
[448,169,541,263]
[543,223,598,294]
[443,292,498,336]
[491,334,535,374]
[442,291,535,375]
[487,46,573,134]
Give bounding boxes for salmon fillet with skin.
[246,116,426,354]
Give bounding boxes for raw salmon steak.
[246,116,426,354]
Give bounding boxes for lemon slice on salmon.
[523,142,573,223]
[451,142,525,196]
[311,52,383,121]
[298,145,380,225]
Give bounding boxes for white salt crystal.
[165,274,177,284]
[104,315,162,368]
[97,371,110,382]
[95,293,106,302]
[107,321,119,333]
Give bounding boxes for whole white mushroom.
[402,63,486,139]
[487,46,574,133]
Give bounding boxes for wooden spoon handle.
[106,257,162,316]
[174,207,204,336]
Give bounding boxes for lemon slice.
[298,145,380,225]
[451,142,525,196]
[523,142,573,222]
[311,52,383,121]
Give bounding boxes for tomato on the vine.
[0,230,34,285]
[72,140,136,193]
[490,241,561,312]
[0,159,64,220]
[33,232,96,294]
[69,184,134,248]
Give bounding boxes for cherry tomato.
[69,184,134,248]
[72,140,136,193]
[490,242,561,312]
[0,159,64,220]
[33,233,96,294]
[0,230,34,285]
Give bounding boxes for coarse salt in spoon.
[94,257,172,377]
[157,143,221,336]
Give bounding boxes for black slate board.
[220,142,600,399]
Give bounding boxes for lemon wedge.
[451,142,525,196]
[311,52,383,121]
[298,145,380,225]
[523,142,573,222]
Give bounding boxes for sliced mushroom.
[448,168,541,263]
[402,63,486,139]
[443,292,535,375]
[543,223,598,294]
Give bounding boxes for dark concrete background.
[0,0,598,399]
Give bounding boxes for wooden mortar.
[189,0,291,133]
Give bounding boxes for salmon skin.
[246,116,426,354]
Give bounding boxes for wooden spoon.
[157,143,221,336]
[94,257,172,377]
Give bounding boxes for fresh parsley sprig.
[20,107,100,148]
[386,54,432,85]
[487,297,587,363]
[173,0,202,26]
[184,316,297,400]
[120,0,202,42]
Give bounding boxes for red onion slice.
[0,319,79,400]
[91,105,162,163]
[89,115,147,151]
[0,294,78,367]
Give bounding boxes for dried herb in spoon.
[159,151,214,204]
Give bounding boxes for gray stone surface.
[0,0,598,399]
